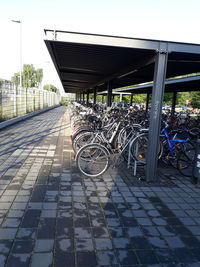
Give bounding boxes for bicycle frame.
[161,127,187,156]
[84,121,121,148]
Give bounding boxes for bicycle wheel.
[76,143,110,177]
[130,134,148,165]
[118,124,140,147]
[161,152,178,168]
[130,133,163,165]
[73,131,95,152]
[160,141,184,168]
[71,126,93,142]
[190,127,200,137]
[177,148,195,177]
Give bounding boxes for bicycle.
[127,122,195,174]
[72,103,198,178]
[75,121,139,177]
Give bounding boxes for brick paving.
[0,106,200,267]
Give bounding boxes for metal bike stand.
[128,133,139,176]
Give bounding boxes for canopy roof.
[44,30,200,93]
[116,75,200,94]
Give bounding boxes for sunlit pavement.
[0,106,200,267]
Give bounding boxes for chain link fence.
[0,81,61,122]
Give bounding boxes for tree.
[11,73,20,88]
[112,93,146,104]
[22,64,35,88]
[43,84,59,94]
[0,78,12,91]
[132,94,146,104]
[177,92,191,106]
[11,64,43,89]
[122,95,130,103]
[163,93,173,105]
[0,78,11,83]
[191,91,200,109]
[35,68,43,88]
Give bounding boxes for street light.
[11,20,22,88]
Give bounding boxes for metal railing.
[0,81,61,122]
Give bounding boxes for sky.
[0,0,200,94]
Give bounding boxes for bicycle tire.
[177,148,195,177]
[118,124,140,148]
[190,127,200,137]
[74,132,102,153]
[71,126,93,142]
[73,131,94,152]
[159,140,184,168]
[130,133,148,165]
[130,133,163,165]
[76,143,110,177]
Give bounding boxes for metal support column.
[146,51,168,182]
[93,88,97,104]
[145,92,150,113]
[83,93,85,104]
[107,82,112,107]
[112,94,115,103]
[130,93,133,106]
[119,93,122,103]
[171,91,177,115]
[86,91,89,106]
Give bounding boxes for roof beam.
[45,29,200,54]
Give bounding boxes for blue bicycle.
[130,122,195,172]
[159,124,191,167]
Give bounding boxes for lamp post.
[11,20,22,88]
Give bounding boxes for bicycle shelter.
[44,30,200,182]
[116,75,200,112]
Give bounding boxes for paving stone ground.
[0,106,200,267]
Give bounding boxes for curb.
[0,105,61,130]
